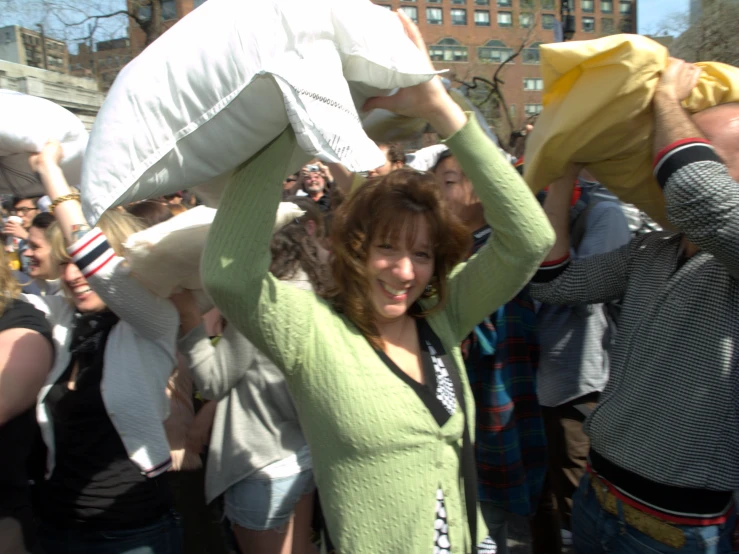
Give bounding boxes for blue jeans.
[572,473,736,554]
[38,510,183,554]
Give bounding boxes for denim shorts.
[224,469,315,531]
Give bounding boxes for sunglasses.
[12,207,37,215]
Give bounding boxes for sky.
[2,0,694,45]
[638,0,691,34]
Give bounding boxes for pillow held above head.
[0,90,88,197]
[523,34,739,227]
[81,0,438,224]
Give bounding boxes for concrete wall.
[0,60,104,129]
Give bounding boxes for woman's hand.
[362,11,466,138]
[28,140,72,200]
[28,140,63,174]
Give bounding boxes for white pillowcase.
[81,0,437,223]
[0,89,88,196]
[124,202,305,304]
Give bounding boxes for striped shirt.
[530,139,739,493]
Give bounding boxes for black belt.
[590,449,733,517]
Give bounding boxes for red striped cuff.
[532,254,571,283]
[541,253,571,268]
[653,139,719,188]
[67,228,116,279]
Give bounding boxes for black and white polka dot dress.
[428,343,496,554]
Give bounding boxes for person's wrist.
[425,96,467,139]
[654,86,680,105]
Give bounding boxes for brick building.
[69,38,133,92]
[0,25,69,74]
[370,0,637,131]
[129,0,207,55]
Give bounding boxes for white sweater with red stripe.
[27,228,179,479]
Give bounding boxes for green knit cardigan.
[202,114,555,554]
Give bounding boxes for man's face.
[303,168,326,195]
[283,175,298,193]
[13,199,38,229]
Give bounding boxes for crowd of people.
[1,13,738,554]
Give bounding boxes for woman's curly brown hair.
[327,168,471,349]
[270,221,331,296]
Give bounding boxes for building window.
[478,39,513,63]
[525,104,543,116]
[619,17,633,32]
[162,0,176,20]
[583,16,595,31]
[619,0,632,14]
[497,11,513,26]
[542,13,556,28]
[510,105,516,119]
[520,0,534,7]
[601,0,613,12]
[581,0,595,12]
[475,0,490,4]
[140,0,176,21]
[400,6,419,21]
[520,12,534,27]
[451,0,466,3]
[426,7,443,23]
[427,0,442,3]
[522,42,542,64]
[541,0,555,8]
[451,8,467,24]
[429,38,469,62]
[602,17,614,31]
[474,10,491,25]
[524,78,544,91]
[394,5,417,22]
[497,0,512,6]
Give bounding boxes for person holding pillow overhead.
[24,144,183,554]
[202,12,554,554]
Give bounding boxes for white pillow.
[81,0,437,223]
[0,89,88,196]
[124,202,305,302]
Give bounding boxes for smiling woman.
[19,143,184,553]
[328,169,470,347]
[201,12,555,554]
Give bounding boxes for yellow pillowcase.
[524,34,739,227]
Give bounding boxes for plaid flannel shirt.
[462,226,548,516]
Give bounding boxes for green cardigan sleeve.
[434,114,556,342]
[201,128,326,373]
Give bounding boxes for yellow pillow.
[524,34,739,227]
